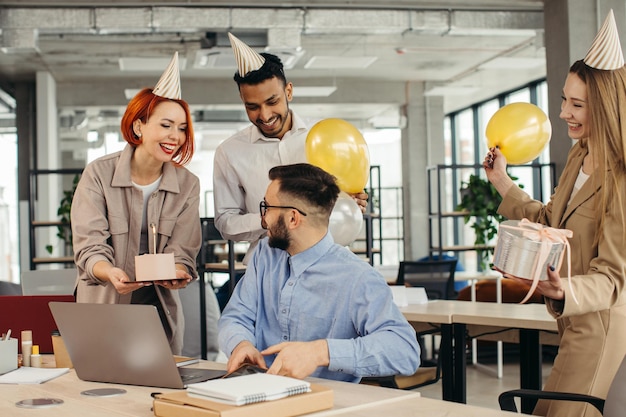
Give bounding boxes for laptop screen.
[48,302,225,388]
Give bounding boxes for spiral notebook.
[187,373,311,406]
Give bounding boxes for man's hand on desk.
[262,340,329,379]
[226,341,268,374]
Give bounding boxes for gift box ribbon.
[500,218,578,305]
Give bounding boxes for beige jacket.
[71,144,201,354]
[499,141,626,417]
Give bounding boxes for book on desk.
[187,373,311,406]
[153,377,333,417]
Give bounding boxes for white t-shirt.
[567,166,590,206]
[133,177,162,254]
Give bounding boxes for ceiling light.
[293,86,337,97]
[119,57,187,72]
[124,89,140,100]
[424,86,479,97]
[478,57,545,70]
[304,56,377,70]
[194,48,304,70]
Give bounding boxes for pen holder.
[0,338,18,374]
[51,334,73,369]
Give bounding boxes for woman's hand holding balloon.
[350,191,368,214]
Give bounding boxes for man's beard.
[267,214,290,251]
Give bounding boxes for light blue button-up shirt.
[218,232,421,382]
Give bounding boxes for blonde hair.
[570,60,626,241]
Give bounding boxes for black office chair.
[197,217,246,298]
[396,259,458,300]
[361,259,458,390]
[498,354,626,416]
[195,218,246,359]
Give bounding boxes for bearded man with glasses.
[218,163,420,382]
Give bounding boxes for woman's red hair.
[120,88,195,166]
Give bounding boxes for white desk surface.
[455,270,501,282]
[1,360,519,417]
[401,300,557,332]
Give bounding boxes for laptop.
[48,302,227,388]
[21,269,77,296]
[0,295,75,353]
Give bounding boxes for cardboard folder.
[153,383,333,417]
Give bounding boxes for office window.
[0,132,18,283]
[445,80,550,271]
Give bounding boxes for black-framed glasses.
[259,200,307,217]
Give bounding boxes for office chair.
[498,354,626,416]
[195,218,246,359]
[20,268,77,295]
[396,259,458,300]
[361,259,458,390]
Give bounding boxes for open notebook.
[187,373,311,406]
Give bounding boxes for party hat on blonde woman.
[228,32,266,76]
[584,9,625,70]
[153,52,181,99]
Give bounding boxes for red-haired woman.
[71,87,201,354]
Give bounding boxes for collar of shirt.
[111,144,180,193]
[249,110,309,144]
[288,232,335,277]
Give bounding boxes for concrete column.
[34,72,62,263]
[402,81,445,261]
[15,82,36,274]
[544,0,626,177]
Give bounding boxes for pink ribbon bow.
[500,218,577,305]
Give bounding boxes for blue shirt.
[218,232,421,382]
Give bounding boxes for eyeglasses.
[259,200,307,217]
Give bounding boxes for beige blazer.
[71,144,202,354]
[499,142,626,417]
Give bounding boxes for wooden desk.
[1,361,519,416]
[401,300,558,411]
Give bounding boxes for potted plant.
[456,173,521,271]
[46,174,80,256]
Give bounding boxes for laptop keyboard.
[178,367,226,383]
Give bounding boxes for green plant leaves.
[457,173,520,271]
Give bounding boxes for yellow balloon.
[485,102,552,165]
[306,118,370,193]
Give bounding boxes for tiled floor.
[415,346,554,411]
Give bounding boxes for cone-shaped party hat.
[153,52,181,99]
[584,9,625,70]
[228,32,266,76]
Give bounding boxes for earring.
[136,133,142,138]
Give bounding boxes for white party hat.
[584,9,625,70]
[153,52,181,99]
[228,32,266,76]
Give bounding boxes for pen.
[3,329,10,341]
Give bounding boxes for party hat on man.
[153,52,181,99]
[228,32,266,76]
[584,9,625,70]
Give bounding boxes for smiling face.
[133,101,188,163]
[239,76,293,139]
[560,72,590,141]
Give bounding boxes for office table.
[0,362,520,417]
[401,300,558,412]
